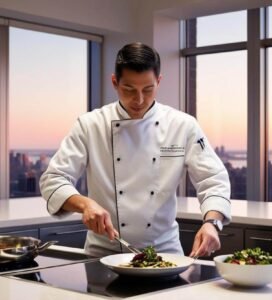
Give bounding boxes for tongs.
[114,236,141,254]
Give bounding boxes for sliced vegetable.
[122,246,177,268]
[224,247,272,265]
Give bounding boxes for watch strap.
[203,219,223,231]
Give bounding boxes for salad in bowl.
[214,247,272,287]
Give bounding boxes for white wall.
[139,0,272,19]
[0,0,137,34]
[153,14,180,109]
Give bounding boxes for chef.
[40,42,231,258]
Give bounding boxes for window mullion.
[87,41,102,111]
[0,25,9,199]
[247,8,266,201]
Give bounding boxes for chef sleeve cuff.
[47,184,80,217]
[200,196,231,225]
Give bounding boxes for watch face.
[215,220,223,231]
[204,219,223,231]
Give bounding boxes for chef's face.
[112,69,161,119]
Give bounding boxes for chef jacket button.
[121,223,126,227]
[155,121,159,126]
[117,157,121,162]
[147,223,151,227]
[119,190,123,195]
[150,191,154,195]
[116,123,120,127]
[152,157,156,162]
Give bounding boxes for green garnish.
[224,247,272,265]
[121,246,177,268]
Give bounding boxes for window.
[7,26,100,198]
[268,48,272,202]
[269,7,272,38]
[183,8,272,201]
[184,11,248,200]
[195,51,247,199]
[194,11,247,47]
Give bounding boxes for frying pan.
[0,235,57,264]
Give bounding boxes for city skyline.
[10,147,272,200]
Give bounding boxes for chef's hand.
[189,223,221,257]
[63,195,119,240]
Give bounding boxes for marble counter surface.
[177,197,272,226]
[0,197,81,228]
[129,278,272,300]
[0,196,271,229]
[0,246,271,300]
[2,269,270,300]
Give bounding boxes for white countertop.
[0,246,271,300]
[177,197,272,226]
[129,278,272,300]
[0,196,271,229]
[0,197,81,228]
[1,272,271,300]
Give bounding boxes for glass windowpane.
[9,27,87,198]
[269,7,272,38]
[187,51,247,200]
[195,11,247,47]
[268,48,272,201]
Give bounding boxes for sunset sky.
[9,10,272,152]
[9,28,87,150]
[197,51,247,151]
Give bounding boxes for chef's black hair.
[115,42,161,82]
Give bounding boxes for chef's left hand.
[189,223,221,257]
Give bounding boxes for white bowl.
[214,254,272,287]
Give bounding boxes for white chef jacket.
[40,101,231,257]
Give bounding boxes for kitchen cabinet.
[178,220,243,258]
[0,228,39,238]
[40,223,87,248]
[179,222,200,256]
[0,221,87,248]
[245,229,272,252]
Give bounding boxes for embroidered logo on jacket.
[197,137,205,150]
[160,145,185,157]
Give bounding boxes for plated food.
[120,246,177,268]
[100,250,194,277]
[214,247,272,287]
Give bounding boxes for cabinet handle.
[218,233,235,237]
[249,236,272,242]
[179,229,197,234]
[52,229,87,236]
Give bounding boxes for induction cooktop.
[0,248,95,275]
[11,260,220,298]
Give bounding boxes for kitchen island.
[0,245,271,300]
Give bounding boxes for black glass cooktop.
[11,260,220,298]
[0,248,94,275]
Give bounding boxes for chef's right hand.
[82,197,119,240]
[63,195,119,240]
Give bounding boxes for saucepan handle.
[37,240,58,252]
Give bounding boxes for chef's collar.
[116,100,157,120]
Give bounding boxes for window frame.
[181,8,272,202]
[0,19,103,199]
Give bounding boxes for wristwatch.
[203,219,223,232]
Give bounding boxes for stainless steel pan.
[0,235,58,264]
